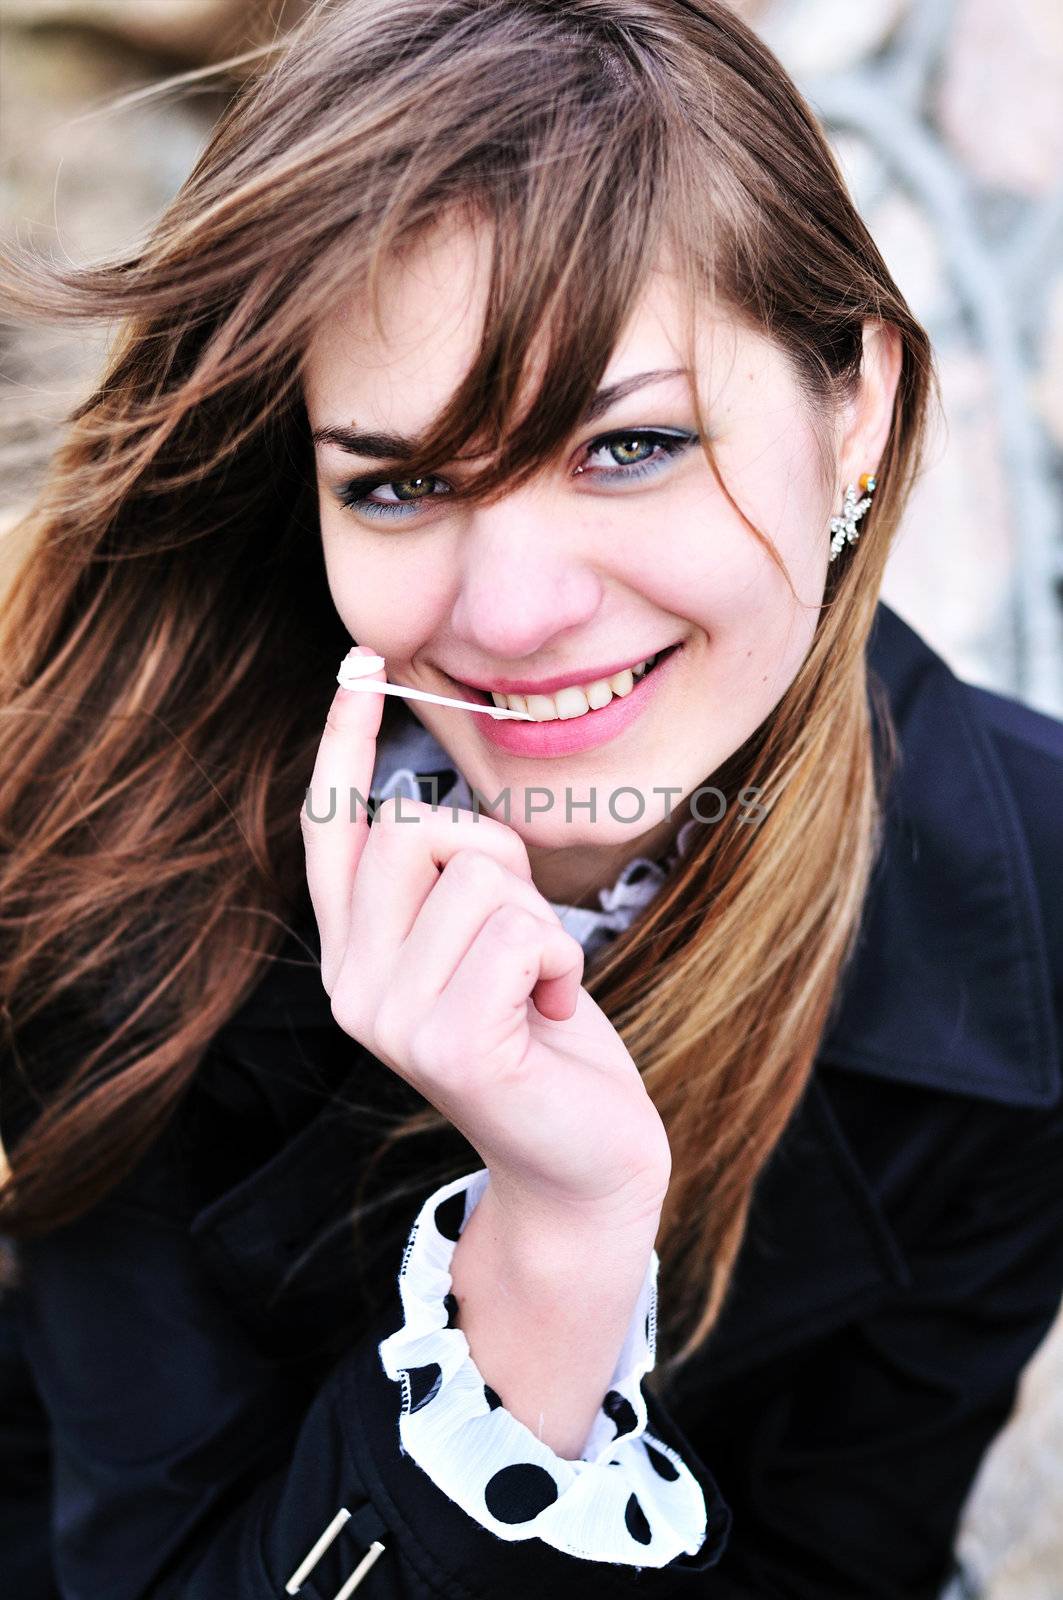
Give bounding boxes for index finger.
[301,645,386,979]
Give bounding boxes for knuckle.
[447,810,530,878]
[505,833,533,880]
[407,1017,451,1077]
[374,794,428,830]
[447,848,503,892]
[329,986,365,1041]
[494,902,538,941]
[371,990,409,1063]
[484,818,532,879]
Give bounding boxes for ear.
[835,319,903,496]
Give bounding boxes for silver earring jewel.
[829,473,876,562]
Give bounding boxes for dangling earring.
[829,473,876,562]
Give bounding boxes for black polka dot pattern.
[603,1389,639,1440]
[434,1189,467,1242]
[378,1167,708,1566]
[625,1493,652,1545]
[646,1441,680,1480]
[404,1362,442,1413]
[484,1462,560,1523]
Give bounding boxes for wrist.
[457,1172,660,1305]
[482,1163,668,1243]
[445,1173,659,1462]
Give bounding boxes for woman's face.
[301,214,877,903]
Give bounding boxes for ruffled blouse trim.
[377,1168,709,1567]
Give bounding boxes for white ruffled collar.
[371,710,701,960]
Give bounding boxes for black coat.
[3,601,1063,1600]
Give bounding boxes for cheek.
[668,468,827,630]
[619,479,783,630]
[318,503,450,653]
[627,478,826,720]
[318,506,365,615]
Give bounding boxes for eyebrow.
[310,367,690,460]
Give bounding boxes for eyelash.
[334,427,700,523]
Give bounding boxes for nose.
[449,493,605,661]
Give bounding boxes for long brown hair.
[0,0,937,1377]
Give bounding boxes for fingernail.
[337,647,386,687]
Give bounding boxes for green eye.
[603,436,659,467]
[336,427,699,525]
[392,477,437,500]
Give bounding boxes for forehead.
[299,212,791,434]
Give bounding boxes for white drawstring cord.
[285,1507,350,1592]
[285,1506,387,1597]
[331,1540,387,1597]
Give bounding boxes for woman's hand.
[300,647,672,1238]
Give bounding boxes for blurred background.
[1,4,1061,1595]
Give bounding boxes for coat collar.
[819,602,1060,1109]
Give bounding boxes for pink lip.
[454,648,675,698]
[471,642,685,757]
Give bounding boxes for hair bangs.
[304,31,675,505]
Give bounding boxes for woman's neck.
[526,809,684,909]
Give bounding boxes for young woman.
[1,3,1061,1598]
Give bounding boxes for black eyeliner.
[332,426,700,514]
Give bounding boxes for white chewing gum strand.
[335,649,534,720]
[337,650,386,684]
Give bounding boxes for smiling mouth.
[452,642,682,716]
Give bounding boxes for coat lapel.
[671,1072,914,1391]
[820,603,1060,1109]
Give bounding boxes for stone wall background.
[1,4,1061,1595]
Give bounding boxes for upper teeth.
[489,653,660,722]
